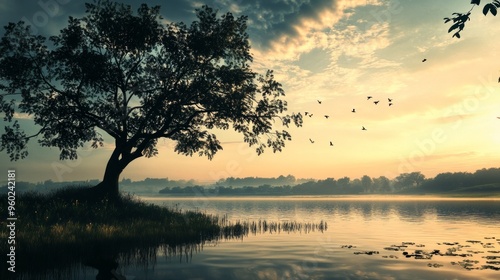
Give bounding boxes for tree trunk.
[92,147,130,199]
[93,158,121,199]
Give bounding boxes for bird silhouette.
[309,138,315,143]
[352,109,356,113]
[309,114,313,117]
[324,115,329,119]
[389,103,393,106]
[367,96,373,100]
[305,112,309,116]
[374,101,379,105]
[317,100,322,104]
[362,126,367,130]
[330,141,334,146]
[422,58,427,62]
[388,98,392,102]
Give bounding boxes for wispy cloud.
[432,114,476,125]
[422,151,476,162]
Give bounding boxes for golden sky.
[1,0,499,184]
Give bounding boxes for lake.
[20,196,500,279]
[102,195,499,280]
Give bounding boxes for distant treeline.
[0,177,197,195]
[214,175,312,187]
[159,168,500,196]
[0,175,308,195]
[3,168,500,196]
[0,179,101,194]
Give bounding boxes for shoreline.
[141,193,500,201]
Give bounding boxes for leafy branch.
[444,0,499,38]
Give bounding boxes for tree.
[336,176,351,193]
[394,172,425,191]
[361,175,372,193]
[372,176,391,193]
[444,0,499,38]
[0,1,302,198]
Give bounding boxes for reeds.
[0,186,327,279]
[219,218,327,238]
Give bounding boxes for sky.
[1,0,500,184]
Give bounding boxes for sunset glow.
[1,0,499,184]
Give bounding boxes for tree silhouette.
[0,1,302,198]
[444,0,499,38]
[393,172,425,191]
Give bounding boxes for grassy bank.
[0,186,327,279]
[0,186,239,278]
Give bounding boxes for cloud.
[423,151,476,162]
[432,114,476,125]
[244,1,406,106]
[245,0,340,49]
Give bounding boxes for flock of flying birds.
[306,95,394,147]
[305,57,500,147]
[305,58,433,147]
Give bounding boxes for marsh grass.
[0,186,326,279]
[0,186,223,278]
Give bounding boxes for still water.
[31,196,499,280]
[100,196,500,280]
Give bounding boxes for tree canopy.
[0,0,302,196]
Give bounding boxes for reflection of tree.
[11,212,325,279]
[85,257,125,280]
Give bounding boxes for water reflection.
[10,215,325,280]
[11,239,200,280]
[150,197,500,224]
[10,197,500,280]
[84,258,125,280]
[143,197,500,279]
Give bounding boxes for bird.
[352,109,356,113]
[324,115,329,119]
[330,141,334,146]
[309,114,314,117]
[362,126,367,130]
[422,58,427,62]
[317,100,322,104]
[389,103,393,106]
[305,112,309,116]
[367,96,373,100]
[309,138,315,143]
[374,101,379,105]
[388,98,392,102]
